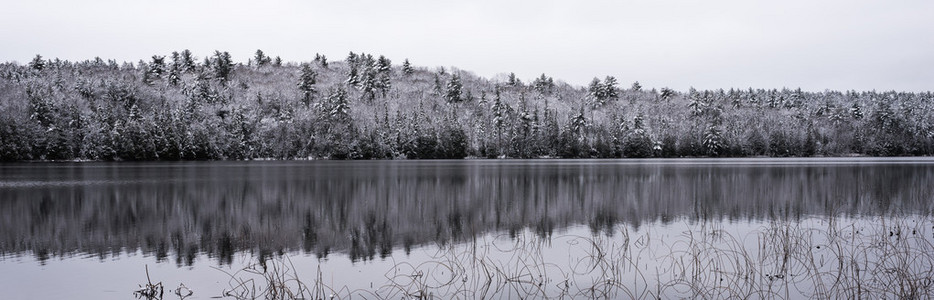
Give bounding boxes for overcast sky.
[3,0,932,92]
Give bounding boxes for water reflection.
[1,159,933,264]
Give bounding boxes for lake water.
[2,158,934,299]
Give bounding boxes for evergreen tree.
[589,77,619,106]
[402,59,413,75]
[179,49,195,73]
[359,69,378,102]
[168,52,182,85]
[212,51,233,82]
[29,54,45,71]
[623,113,654,158]
[688,90,706,117]
[346,66,360,86]
[512,94,534,157]
[140,61,152,85]
[602,76,619,99]
[254,49,271,66]
[588,78,602,98]
[660,87,675,102]
[74,78,95,100]
[445,74,463,103]
[433,75,443,95]
[631,81,642,92]
[532,73,554,94]
[362,53,375,69]
[171,51,189,73]
[569,106,587,137]
[298,64,318,106]
[507,72,520,86]
[377,72,391,97]
[314,53,328,68]
[346,51,358,66]
[148,55,166,80]
[327,88,350,121]
[851,103,863,120]
[541,104,561,157]
[26,88,53,128]
[273,56,282,67]
[377,55,391,73]
[703,124,724,156]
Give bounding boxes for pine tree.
[660,87,675,102]
[569,106,587,136]
[491,88,506,154]
[328,88,350,121]
[851,103,863,119]
[433,75,443,95]
[445,74,463,103]
[402,59,413,75]
[507,72,520,86]
[140,61,152,85]
[179,49,195,73]
[588,78,602,93]
[346,51,358,66]
[378,72,391,97]
[273,56,282,67]
[317,54,328,68]
[703,124,723,156]
[620,113,655,158]
[74,78,94,99]
[631,81,642,92]
[346,66,360,86]
[633,113,645,132]
[168,52,182,85]
[688,91,706,117]
[254,49,271,66]
[29,54,45,71]
[587,76,619,107]
[377,55,391,73]
[533,73,554,94]
[512,94,534,157]
[26,88,53,127]
[588,78,604,106]
[359,69,378,102]
[298,64,318,106]
[148,55,166,80]
[190,75,217,104]
[362,53,375,69]
[212,51,233,82]
[602,76,619,100]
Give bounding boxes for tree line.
[1,50,932,161]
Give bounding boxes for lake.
[2,158,934,299]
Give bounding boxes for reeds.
[213,255,318,300]
[165,215,934,299]
[134,264,164,299]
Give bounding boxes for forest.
[1,50,932,161]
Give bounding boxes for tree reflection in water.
[1,159,933,266]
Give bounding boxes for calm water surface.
[1,158,934,299]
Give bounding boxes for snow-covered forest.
[1,50,932,161]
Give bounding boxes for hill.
[1,50,932,160]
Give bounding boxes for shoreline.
[12,153,934,164]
